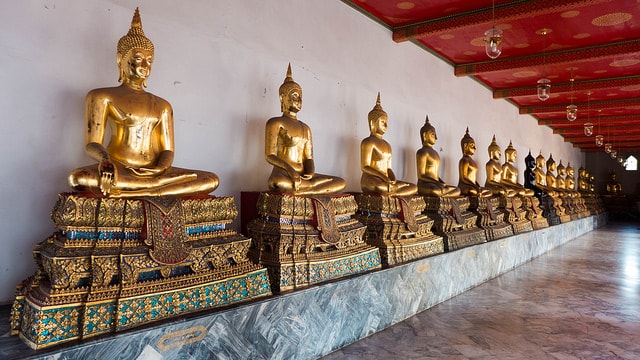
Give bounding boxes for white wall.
[0,0,583,304]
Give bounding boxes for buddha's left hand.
[128,166,165,177]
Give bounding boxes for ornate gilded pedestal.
[469,196,514,241]
[521,196,549,230]
[537,194,561,226]
[246,193,380,293]
[500,196,533,234]
[422,196,486,251]
[11,193,271,349]
[353,193,444,267]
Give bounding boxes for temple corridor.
[323,222,640,359]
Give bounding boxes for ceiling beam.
[539,115,640,127]
[520,97,640,115]
[494,76,640,99]
[392,0,610,42]
[455,40,640,77]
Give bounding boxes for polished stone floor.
[323,222,640,360]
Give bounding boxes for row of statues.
[65,8,593,203]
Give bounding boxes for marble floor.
[323,222,640,360]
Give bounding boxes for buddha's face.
[505,150,516,163]
[548,161,556,172]
[423,128,437,146]
[463,140,476,156]
[490,148,501,161]
[558,167,566,176]
[282,88,302,113]
[536,157,545,170]
[372,115,388,136]
[567,168,574,177]
[121,48,153,81]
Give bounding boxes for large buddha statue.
[578,166,590,192]
[556,161,567,190]
[484,136,516,197]
[501,141,534,196]
[416,116,461,197]
[458,128,491,197]
[360,93,417,196]
[68,9,218,198]
[264,64,346,195]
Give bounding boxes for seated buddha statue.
[501,141,534,196]
[578,166,590,192]
[484,136,516,197]
[416,116,461,197]
[457,128,491,197]
[68,8,218,198]
[360,93,417,196]
[606,170,623,195]
[566,163,577,191]
[264,64,346,195]
[545,154,559,191]
[524,151,544,197]
[533,151,556,196]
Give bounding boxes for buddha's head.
[117,8,155,86]
[566,162,575,177]
[461,128,476,156]
[487,135,501,161]
[279,64,303,114]
[504,141,517,163]
[535,151,546,170]
[420,115,437,146]
[368,92,388,136]
[610,170,617,181]
[546,154,556,172]
[557,161,566,176]
[525,151,536,170]
[579,166,586,179]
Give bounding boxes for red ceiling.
[344,0,640,153]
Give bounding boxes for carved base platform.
[500,196,533,234]
[421,196,486,251]
[469,196,514,241]
[520,196,549,230]
[538,194,561,226]
[353,193,444,267]
[246,193,381,293]
[11,193,271,350]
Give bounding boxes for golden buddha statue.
[501,141,534,196]
[566,162,576,191]
[606,170,623,195]
[68,8,218,198]
[484,136,516,197]
[458,128,491,197]
[416,116,461,197]
[578,166,590,192]
[360,93,417,196]
[533,151,556,196]
[556,161,565,187]
[264,64,346,195]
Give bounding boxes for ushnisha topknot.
[488,135,499,154]
[279,63,302,98]
[546,153,555,168]
[420,115,435,137]
[117,7,154,59]
[368,92,387,125]
[461,127,474,147]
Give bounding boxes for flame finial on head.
[117,7,154,58]
[368,92,387,124]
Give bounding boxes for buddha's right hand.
[98,159,116,196]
